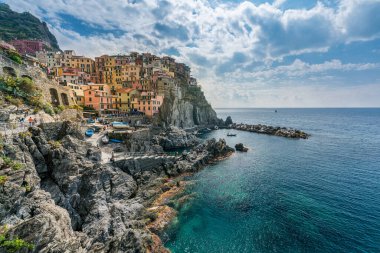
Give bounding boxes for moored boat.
[227,132,237,137]
[85,128,94,137]
[109,139,123,143]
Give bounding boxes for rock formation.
[0,122,234,252]
[235,143,248,152]
[152,126,200,151]
[158,85,222,128]
[231,123,310,139]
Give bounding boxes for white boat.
[101,135,109,144]
[112,122,130,129]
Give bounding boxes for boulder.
[235,143,248,152]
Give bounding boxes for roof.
[116,88,136,93]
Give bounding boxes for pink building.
[10,40,48,55]
[136,91,164,117]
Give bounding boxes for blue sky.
[4,0,380,107]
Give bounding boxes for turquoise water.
[163,108,380,253]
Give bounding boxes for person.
[19,117,25,128]
[110,151,115,163]
[28,117,34,127]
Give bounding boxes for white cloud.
[5,0,380,107]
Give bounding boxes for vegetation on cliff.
[0,3,60,50]
[0,75,62,116]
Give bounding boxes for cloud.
[4,0,380,107]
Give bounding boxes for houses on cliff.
[1,39,199,117]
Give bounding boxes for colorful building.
[116,88,140,112]
[10,39,50,55]
[83,84,118,114]
[136,91,164,116]
[67,83,85,106]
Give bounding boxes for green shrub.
[53,105,65,114]
[2,76,17,88]
[48,140,61,149]
[69,104,83,110]
[18,131,32,139]
[6,51,23,64]
[16,77,39,94]
[43,103,54,116]
[1,156,23,171]
[5,95,23,107]
[0,176,8,186]
[0,226,34,253]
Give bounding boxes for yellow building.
[95,55,141,90]
[66,56,95,74]
[116,88,140,111]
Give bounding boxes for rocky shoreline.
[0,121,234,252]
[230,123,310,139]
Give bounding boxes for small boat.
[85,128,94,137]
[87,119,95,124]
[101,135,109,144]
[227,133,237,137]
[109,139,123,143]
[111,121,130,129]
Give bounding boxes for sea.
[163,108,380,253]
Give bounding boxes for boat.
[227,133,237,137]
[111,121,130,129]
[87,119,95,124]
[101,135,109,144]
[85,128,94,137]
[109,139,123,143]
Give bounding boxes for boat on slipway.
[85,128,94,137]
[101,135,109,144]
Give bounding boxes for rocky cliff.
[158,85,221,128]
[0,122,234,252]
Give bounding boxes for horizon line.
[214,107,380,109]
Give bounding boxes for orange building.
[83,84,118,114]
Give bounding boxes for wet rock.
[153,125,200,150]
[231,123,310,139]
[235,143,249,152]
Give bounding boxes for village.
[0,39,198,119]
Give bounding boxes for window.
[89,91,91,95]
[89,97,92,102]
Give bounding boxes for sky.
[4,0,380,107]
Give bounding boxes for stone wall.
[0,53,74,106]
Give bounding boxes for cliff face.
[0,3,60,50]
[0,122,234,252]
[158,85,221,128]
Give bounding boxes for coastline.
[146,150,235,236]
